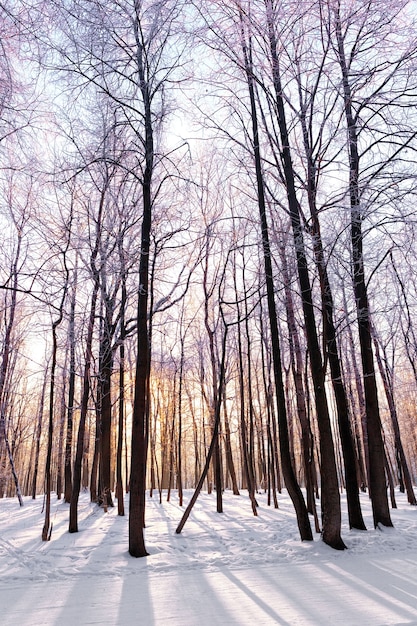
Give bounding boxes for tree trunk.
[43,263,68,540]
[69,271,100,532]
[240,12,312,542]
[64,273,77,504]
[278,238,318,527]
[116,267,126,516]
[342,285,369,491]
[90,401,100,503]
[177,328,185,506]
[223,385,240,496]
[202,227,223,514]
[298,105,366,530]
[236,294,258,516]
[334,6,392,528]
[129,14,153,556]
[97,325,114,508]
[263,0,344,548]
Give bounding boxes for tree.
[0,196,26,506]
[69,182,106,532]
[329,0,412,528]
[42,228,71,541]
[285,4,366,530]
[64,258,78,504]
[260,0,345,548]
[239,6,313,542]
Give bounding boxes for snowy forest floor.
[1,488,417,625]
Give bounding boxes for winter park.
[2,0,417,624]
[1,488,417,625]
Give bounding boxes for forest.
[1,0,417,558]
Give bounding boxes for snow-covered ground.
[1,487,417,625]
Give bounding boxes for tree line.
[1,0,417,556]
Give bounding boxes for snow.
[1,489,417,625]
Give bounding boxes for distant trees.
[0,181,28,508]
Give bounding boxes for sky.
[1,487,417,624]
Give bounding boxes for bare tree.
[42,235,71,541]
[328,0,416,528]
[239,6,313,542]
[0,198,26,506]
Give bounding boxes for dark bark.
[342,285,369,491]
[334,6,392,529]
[64,274,77,504]
[128,10,153,557]
[97,322,114,508]
[115,265,126,516]
[223,384,240,496]
[43,257,69,540]
[240,12,312,542]
[298,98,366,530]
[234,276,258,516]
[167,376,177,504]
[263,1,344,547]
[90,399,100,503]
[243,272,258,496]
[278,239,318,528]
[42,325,58,540]
[202,227,223,514]
[385,448,397,509]
[177,327,185,506]
[69,185,103,532]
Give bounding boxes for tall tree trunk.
[202,227,223,514]
[42,321,59,540]
[43,260,69,540]
[334,6,392,528]
[97,324,114,508]
[342,285,369,491]
[235,277,258,516]
[259,304,279,508]
[70,174,109,532]
[244,271,258,495]
[263,0,344,548]
[116,265,126,516]
[222,384,240,496]
[129,12,153,557]
[298,98,366,530]
[90,399,100,503]
[177,323,186,506]
[278,237,318,526]
[240,12,312,542]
